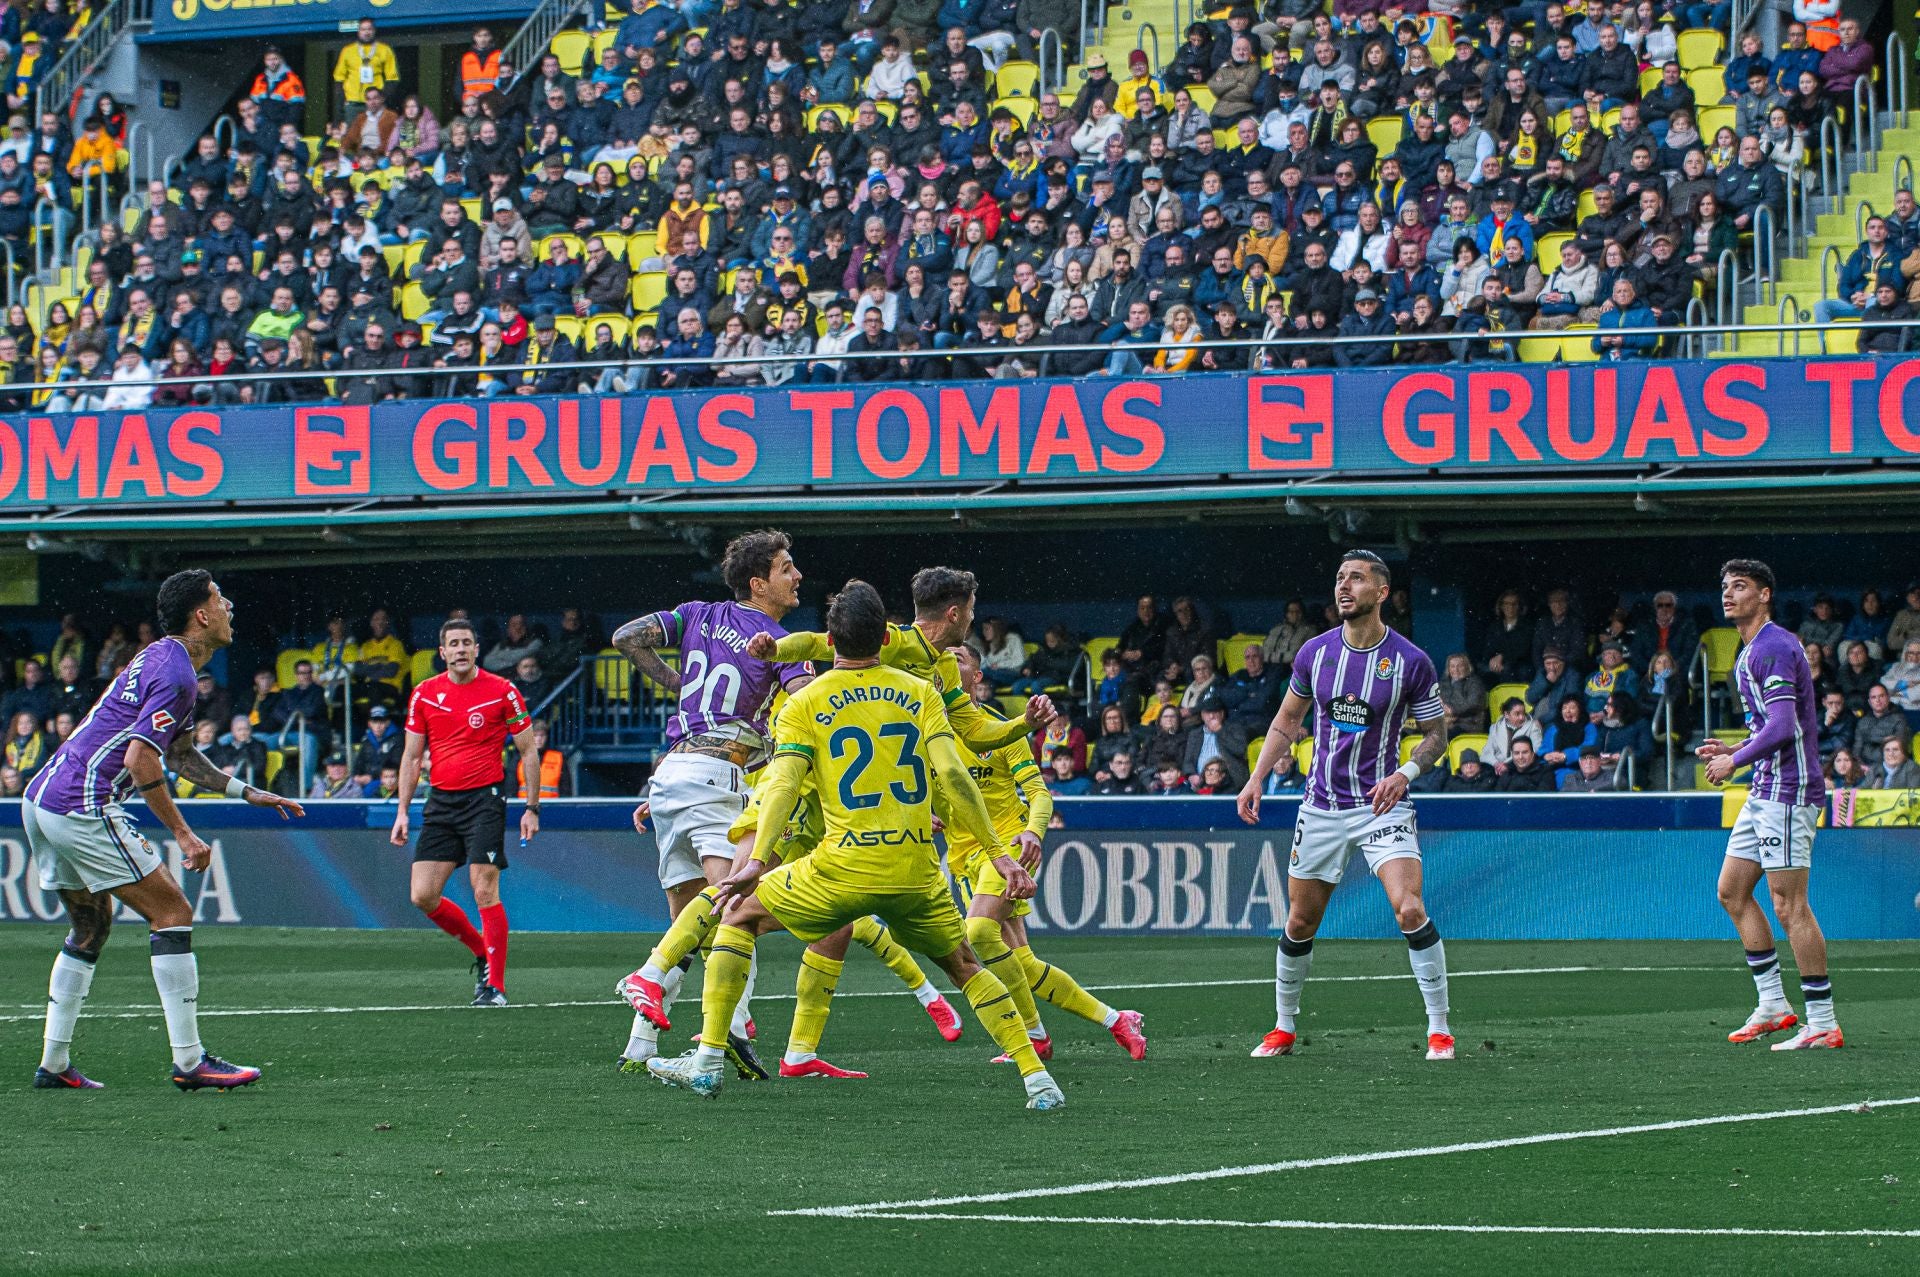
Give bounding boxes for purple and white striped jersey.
[1732,621,1826,807]
[1291,628,1443,811]
[653,600,812,751]
[25,637,198,816]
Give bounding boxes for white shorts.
[24,800,164,895]
[1725,796,1817,872]
[647,751,748,890]
[1288,801,1422,884]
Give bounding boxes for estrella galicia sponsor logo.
[1328,694,1373,734]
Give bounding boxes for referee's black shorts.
[416,784,509,870]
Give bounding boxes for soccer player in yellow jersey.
[647,580,1065,1109]
[747,566,1051,758]
[948,646,1148,1063]
[621,779,965,1080]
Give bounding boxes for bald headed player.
[1238,550,1455,1062]
[1702,559,1841,1050]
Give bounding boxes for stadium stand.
[0,0,1907,398]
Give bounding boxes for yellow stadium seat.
[995,96,1038,127]
[410,649,437,686]
[551,29,591,77]
[1552,108,1573,135]
[1537,231,1571,275]
[540,233,584,262]
[265,750,285,788]
[382,243,404,274]
[1697,104,1735,138]
[400,282,428,320]
[806,103,851,130]
[1292,737,1314,774]
[1246,739,1264,773]
[1600,107,1621,133]
[632,270,668,311]
[275,648,306,689]
[1212,127,1234,148]
[1827,318,1861,353]
[873,101,898,123]
[1218,634,1266,675]
[1185,85,1216,114]
[1575,189,1599,225]
[592,314,631,345]
[1686,66,1726,105]
[1399,736,1419,765]
[555,315,585,344]
[597,233,629,262]
[589,28,618,63]
[1700,628,1741,682]
[1085,636,1120,671]
[460,198,483,224]
[1719,785,1749,827]
[1676,29,1725,71]
[1366,116,1403,155]
[1638,67,1663,98]
[594,647,631,702]
[1486,683,1531,717]
[1561,322,1600,362]
[1447,733,1488,771]
[1518,333,1559,362]
[994,60,1040,98]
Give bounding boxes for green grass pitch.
[2,929,1916,1275]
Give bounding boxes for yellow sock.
[648,887,720,973]
[1020,947,1114,1027]
[961,969,1042,1078]
[851,915,930,992]
[787,949,842,1060]
[967,916,1042,1035]
[698,924,756,1057]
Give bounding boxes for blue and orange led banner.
[1,357,1916,509]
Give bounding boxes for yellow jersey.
[772,623,1032,754]
[944,702,1051,868]
[770,664,954,892]
[727,776,826,862]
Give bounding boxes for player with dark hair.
[1237,551,1456,1061]
[1702,558,1842,1050]
[390,616,542,1007]
[611,529,816,1073]
[26,570,304,1090]
[647,580,1064,1109]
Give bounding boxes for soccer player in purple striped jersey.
[1701,559,1842,1051]
[610,530,816,1075]
[1237,551,1456,1062]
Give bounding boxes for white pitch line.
[818,1211,1920,1240]
[769,1096,1920,1217]
[0,964,1913,1025]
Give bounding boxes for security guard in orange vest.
[461,28,502,99]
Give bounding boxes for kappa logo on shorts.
[151,709,175,732]
[1328,694,1373,733]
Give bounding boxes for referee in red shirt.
[391,618,542,1007]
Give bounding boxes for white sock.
[1745,948,1789,1009]
[729,949,757,1038]
[623,1013,659,1061]
[1100,1008,1120,1028]
[691,1042,726,1069]
[149,929,204,1071]
[1275,932,1314,1032]
[40,951,96,1073]
[782,1050,815,1067]
[908,980,939,1007]
[1405,921,1450,1035]
[1027,1022,1049,1041]
[658,962,687,1016]
[1801,976,1836,1031]
[638,960,668,984]
[1022,1069,1057,1098]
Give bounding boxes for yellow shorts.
[951,847,1033,920]
[755,857,967,958]
[728,794,823,864]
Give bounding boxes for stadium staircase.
[1739,35,1913,356]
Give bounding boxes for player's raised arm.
[749,628,834,666]
[164,732,305,823]
[1239,687,1311,824]
[390,729,427,846]
[612,612,682,694]
[511,724,542,843]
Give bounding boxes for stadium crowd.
[14,576,1915,802]
[9,0,1904,405]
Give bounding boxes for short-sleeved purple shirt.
[1291,627,1444,811]
[654,600,812,750]
[26,636,199,816]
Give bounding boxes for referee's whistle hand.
[389,813,409,846]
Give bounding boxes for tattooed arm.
[612,613,682,694]
[1408,713,1449,774]
[1366,713,1449,816]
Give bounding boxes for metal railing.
[504,0,592,77]
[553,652,674,755]
[1077,0,1108,68]
[1816,114,1846,208]
[1729,0,1759,47]
[123,120,156,193]
[1037,29,1066,98]
[1855,199,1878,242]
[1136,24,1160,73]
[1820,243,1842,299]
[1749,202,1777,304]
[1851,76,1877,165]
[1888,34,1911,128]
[1774,292,1802,356]
[34,0,137,125]
[1896,155,1915,197]
[1711,246,1740,351]
[1680,296,1709,358]
[1784,159,1802,257]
